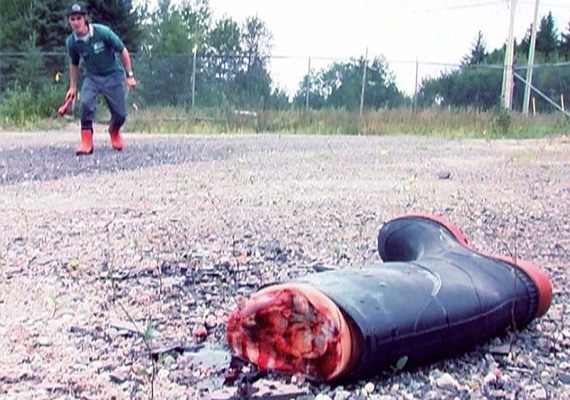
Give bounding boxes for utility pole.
[359,47,368,116]
[523,0,540,115]
[305,56,311,110]
[501,0,517,109]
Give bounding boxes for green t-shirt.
[66,23,125,77]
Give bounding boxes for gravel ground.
[1,128,569,400]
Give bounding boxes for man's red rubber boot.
[75,128,94,155]
[109,125,124,151]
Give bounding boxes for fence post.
[191,45,197,109]
[413,58,419,112]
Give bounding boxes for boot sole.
[75,149,93,155]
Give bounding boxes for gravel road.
[1,129,569,400]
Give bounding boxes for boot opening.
[227,283,355,381]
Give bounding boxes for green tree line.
[0,0,569,113]
[418,12,570,113]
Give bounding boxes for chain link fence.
[1,52,569,116]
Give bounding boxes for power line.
[410,1,507,13]
[407,0,569,13]
[523,1,570,8]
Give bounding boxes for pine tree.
[32,0,69,51]
[560,21,570,60]
[0,0,33,50]
[536,12,559,61]
[12,32,49,91]
[86,0,143,51]
[461,31,487,66]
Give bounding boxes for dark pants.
[80,73,127,131]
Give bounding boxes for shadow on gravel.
[0,138,227,186]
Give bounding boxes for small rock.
[192,325,208,341]
[157,368,169,380]
[363,382,375,394]
[69,326,90,336]
[205,314,217,329]
[131,363,148,377]
[332,390,351,400]
[520,355,537,369]
[437,171,451,179]
[489,343,511,356]
[487,389,509,398]
[194,248,210,258]
[208,379,310,400]
[559,372,570,384]
[109,320,139,336]
[436,373,462,391]
[483,371,498,385]
[373,396,397,400]
[290,374,306,385]
[531,386,548,400]
[559,361,570,369]
[109,366,130,384]
[36,383,67,392]
[210,387,236,400]
[36,336,51,347]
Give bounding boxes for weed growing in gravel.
[101,213,159,400]
[47,293,70,319]
[394,356,409,372]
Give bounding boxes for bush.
[492,106,512,136]
[0,85,66,126]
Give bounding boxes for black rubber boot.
[227,214,552,382]
[325,214,552,380]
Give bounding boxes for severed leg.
[227,283,358,381]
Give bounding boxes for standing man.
[65,1,136,155]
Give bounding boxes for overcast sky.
[204,0,569,96]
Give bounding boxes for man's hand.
[126,76,136,91]
[65,88,76,103]
[58,95,74,116]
